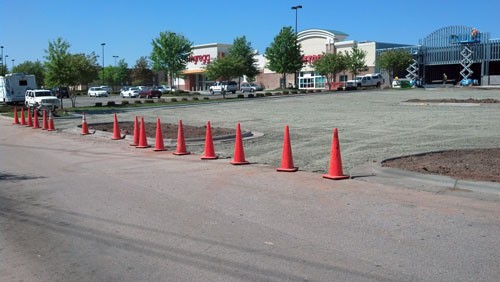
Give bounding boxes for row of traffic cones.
[78,111,349,180]
[12,106,56,131]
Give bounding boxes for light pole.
[0,46,3,75]
[101,43,105,85]
[113,55,119,67]
[113,55,119,90]
[11,59,15,69]
[4,55,8,73]
[291,5,302,89]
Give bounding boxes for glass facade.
[298,72,326,89]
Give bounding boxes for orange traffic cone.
[81,112,90,135]
[20,107,26,125]
[276,125,298,172]
[48,111,56,131]
[231,123,249,165]
[12,106,20,124]
[32,109,40,129]
[111,113,122,140]
[42,110,48,130]
[136,117,150,148]
[173,120,190,155]
[153,118,166,151]
[201,121,218,159]
[323,128,349,180]
[130,116,139,146]
[26,108,33,127]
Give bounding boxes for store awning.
[182,69,205,74]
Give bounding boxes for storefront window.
[298,71,326,89]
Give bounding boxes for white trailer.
[0,73,37,104]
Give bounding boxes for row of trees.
[10,26,413,96]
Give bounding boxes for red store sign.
[303,54,322,64]
[189,54,211,65]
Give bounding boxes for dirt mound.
[382,148,500,182]
[90,122,234,140]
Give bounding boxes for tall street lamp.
[0,46,3,75]
[291,5,302,89]
[291,5,302,34]
[113,55,119,67]
[11,59,15,69]
[4,55,8,73]
[101,43,106,85]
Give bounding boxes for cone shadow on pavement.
[277,125,298,172]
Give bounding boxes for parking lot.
[57,87,500,174]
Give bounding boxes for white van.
[0,73,37,104]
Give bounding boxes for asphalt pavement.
[1,92,500,281]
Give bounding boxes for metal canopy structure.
[377,25,500,85]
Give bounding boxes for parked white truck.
[0,73,37,104]
[25,89,60,113]
[345,73,384,90]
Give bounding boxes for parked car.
[88,87,109,97]
[100,85,112,95]
[25,89,60,113]
[121,87,140,98]
[240,82,264,93]
[209,81,237,94]
[157,85,173,93]
[139,87,162,98]
[52,86,70,98]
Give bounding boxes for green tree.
[71,52,99,88]
[150,31,192,88]
[12,60,46,87]
[376,49,413,86]
[228,36,259,83]
[345,47,368,79]
[265,26,303,88]
[204,55,242,98]
[131,56,153,85]
[312,52,348,90]
[44,37,74,87]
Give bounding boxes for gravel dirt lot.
[56,87,500,181]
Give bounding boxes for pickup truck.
[25,89,60,113]
[209,81,237,95]
[345,73,384,90]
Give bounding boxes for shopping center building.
[177,26,500,91]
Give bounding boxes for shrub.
[315,89,322,93]
[181,97,188,101]
[300,90,307,94]
[203,97,209,100]
[256,93,264,98]
[171,98,177,102]
[192,96,199,100]
[282,91,289,95]
[106,101,116,107]
[191,92,200,95]
[95,102,102,107]
[134,100,142,104]
[247,94,255,98]
[144,99,154,104]
[265,92,273,96]
[121,100,129,105]
[291,90,298,94]
[307,90,315,93]
[237,94,244,98]
[158,98,166,103]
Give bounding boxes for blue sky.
[2,0,499,68]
